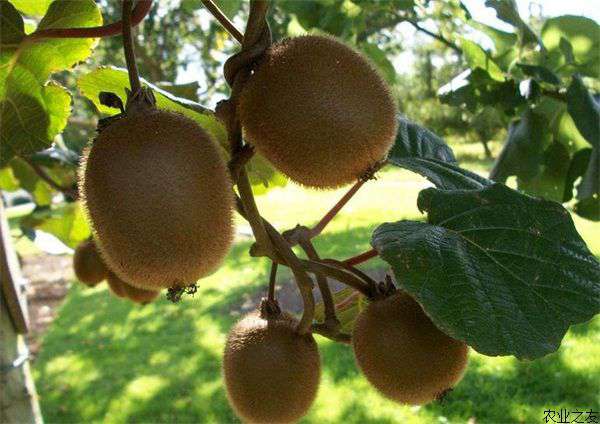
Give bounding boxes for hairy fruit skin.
[223,312,321,423]
[73,240,108,286]
[239,35,397,189]
[352,291,468,405]
[107,272,159,304]
[80,110,234,290]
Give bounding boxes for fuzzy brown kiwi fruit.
[352,290,468,405]
[73,239,108,286]
[239,35,397,189]
[223,310,321,423]
[107,272,159,304]
[80,109,234,290]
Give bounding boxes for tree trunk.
[0,201,43,424]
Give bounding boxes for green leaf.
[542,15,600,78]
[563,148,592,203]
[360,43,396,84]
[155,81,200,102]
[460,38,505,82]
[372,183,600,359]
[574,148,599,221]
[1,1,25,45]
[484,0,539,47]
[516,64,560,85]
[0,165,19,191]
[468,20,517,56]
[390,116,456,163]
[0,0,102,165]
[389,157,491,191]
[9,157,53,205]
[566,76,599,148]
[20,202,91,249]
[490,108,551,183]
[77,67,224,143]
[77,67,287,194]
[9,0,52,17]
[559,37,575,65]
[517,142,570,202]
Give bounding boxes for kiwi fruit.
[107,272,159,304]
[80,109,234,290]
[223,310,321,423]
[239,35,397,189]
[352,290,468,405]
[73,239,108,286]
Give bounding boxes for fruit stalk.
[29,0,152,40]
[267,261,277,303]
[122,0,142,95]
[344,248,378,266]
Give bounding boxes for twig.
[201,0,244,43]
[311,324,352,344]
[407,20,462,54]
[343,248,378,266]
[301,259,372,298]
[267,262,277,302]
[22,157,78,200]
[298,235,338,329]
[29,1,152,40]
[122,1,142,95]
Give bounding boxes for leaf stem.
[309,179,365,238]
[301,259,373,298]
[122,0,142,95]
[29,1,152,40]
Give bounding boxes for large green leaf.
[574,148,599,221]
[490,108,550,183]
[0,0,102,165]
[460,38,504,82]
[9,157,53,205]
[360,43,396,84]
[484,0,539,47]
[372,183,600,359]
[566,76,599,148]
[9,0,52,17]
[390,116,456,163]
[542,15,600,78]
[20,202,91,249]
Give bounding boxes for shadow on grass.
[33,223,599,423]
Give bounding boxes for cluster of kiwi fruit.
[223,288,468,423]
[72,239,159,304]
[220,35,467,423]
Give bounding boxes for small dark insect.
[435,387,454,402]
[166,283,198,303]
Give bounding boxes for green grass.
[29,142,600,423]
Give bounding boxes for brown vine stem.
[22,157,78,200]
[298,236,339,329]
[122,1,142,95]
[200,0,244,43]
[301,259,373,298]
[29,1,152,40]
[344,248,378,266]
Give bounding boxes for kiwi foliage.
[223,310,321,423]
[80,109,234,291]
[73,239,108,286]
[239,35,397,189]
[107,272,159,304]
[352,290,468,405]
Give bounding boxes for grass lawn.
[28,141,600,423]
